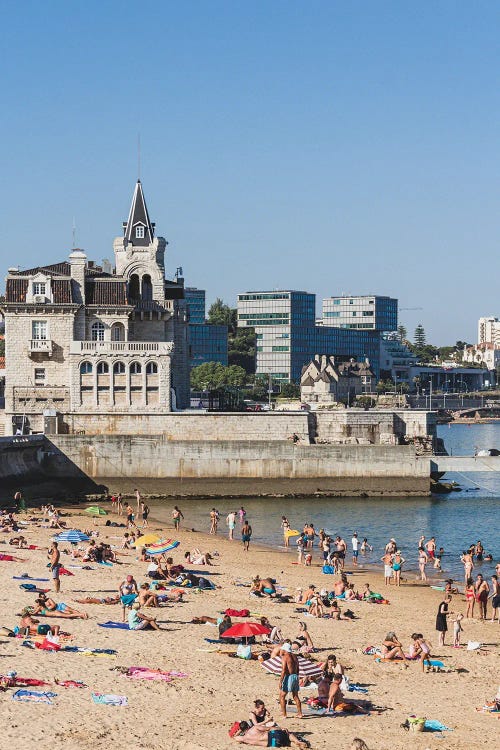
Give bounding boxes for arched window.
[142,274,153,301]
[146,362,158,375]
[130,362,142,375]
[80,361,92,374]
[113,361,126,374]
[111,322,125,341]
[91,321,105,341]
[97,362,109,374]
[129,274,140,303]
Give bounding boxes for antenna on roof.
[137,133,141,181]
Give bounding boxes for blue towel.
[424,719,452,732]
[12,689,57,704]
[13,576,50,582]
[62,647,117,654]
[98,622,130,630]
[348,683,369,693]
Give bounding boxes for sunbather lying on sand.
[234,721,309,748]
[73,596,120,605]
[32,595,89,619]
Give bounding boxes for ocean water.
[147,422,500,582]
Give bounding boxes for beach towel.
[424,719,452,732]
[59,568,74,576]
[12,689,57,704]
[62,647,117,655]
[362,646,381,655]
[126,666,188,682]
[224,609,250,617]
[20,583,50,593]
[55,679,88,688]
[92,692,127,706]
[97,561,113,567]
[13,576,49,582]
[98,622,130,630]
[348,683,369,694]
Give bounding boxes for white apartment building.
[322,295,397,332]
[478,317,500,347]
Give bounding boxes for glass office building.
[189,323,228,367]
[322,295,397,332]
[237,290,380,382]
[185,287,206,324]
[185,287,228,367]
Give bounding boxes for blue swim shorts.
[281,674,299,694]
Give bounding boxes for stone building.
[300,355,374,407]
[1,180,189,435]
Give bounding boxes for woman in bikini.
[381,631,407,660]
[461,550,474,586]
[465,578,475,618]
[295,621,314,652]
[418,547,428,581]
[32,595,88,619]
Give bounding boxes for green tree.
[207,298,237,331]
[279,382,300,399]
[190,362,227,391]
[224,365,247,387]
[397,324,407,343]
[190,362,247,391]
[229,327,255,372]
[414,324,426,347]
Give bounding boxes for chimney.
[69,249,87,304]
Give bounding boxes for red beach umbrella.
[221,622,271,639]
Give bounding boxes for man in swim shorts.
[49,541,61,593]
[279,643,302,718]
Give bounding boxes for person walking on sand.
[172,505,184,531]
[242,520,252,551]
[226,510,236,540]
[49,541,61,594]
[141,501,150,528]
[436,595,452,646]
[134,488,141,513]
[279,643,303,719]
[116,492,123,516]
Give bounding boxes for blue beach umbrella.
[54,530,90,543]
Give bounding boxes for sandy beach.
[0,504,498,750]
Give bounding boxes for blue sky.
[1,1,499,344]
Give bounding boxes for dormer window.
[135,226,145,239]
[33,282,46,296]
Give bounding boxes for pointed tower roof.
[123,180,155,246]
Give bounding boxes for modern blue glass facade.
[189,324,228,367]
[238,290,381,382]
[185,287,206,324]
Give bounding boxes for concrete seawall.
[47,435,430,497]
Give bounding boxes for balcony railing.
[69,341,174,356]
[29,339,53,355]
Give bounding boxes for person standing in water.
[281,516,291,547]
[172,505,184,531]
[226,510,236,540]
[238,506,247,524]
[209,508,219,535]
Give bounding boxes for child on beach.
[453,613,464,647]
[410,633,432,671]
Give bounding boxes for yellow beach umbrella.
[134,533,160,547]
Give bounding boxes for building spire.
[123,180,155,247]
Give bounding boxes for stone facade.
[300,355,374,406]
[1,180,189,435]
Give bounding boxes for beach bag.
[340,675,350,692]
[322,565,334,574]
[37,624,51,636]
[236,644,252,660]
[268,729,291,747]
